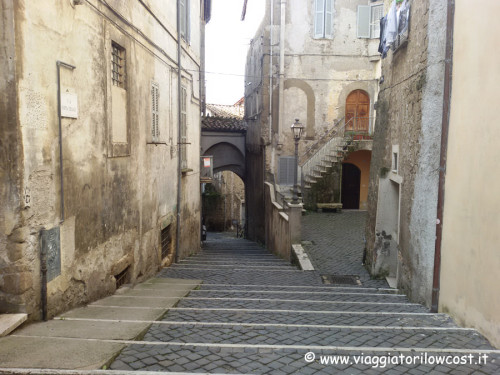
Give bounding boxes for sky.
[205,0,266,105]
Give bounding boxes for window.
[151,82,160,142]
[180,86,188,170]
[111,42,126,88]
[392,145,399,173]
[357,3,383,39]
[314,0,334,39]
[279,156,297,186]
[180,0,190,42]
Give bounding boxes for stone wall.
[365,0,446,306]
[0,0,202,318]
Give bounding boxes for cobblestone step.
[142,324,493,350]
[160,309,458,328]
[186,290,409,303]
[110,344,500,374]
[175,298,429,313]
[197,284,400,294]
[158,269,324,286]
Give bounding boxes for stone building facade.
[0,0,208,319]
[365,0,500,347]
[365,0,446,306]
[244,0,383,242]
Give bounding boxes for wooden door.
[345,90,370,133]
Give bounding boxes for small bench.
[317,203,343,213]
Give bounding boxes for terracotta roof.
[202,116,247,133]
[206,102,244,119]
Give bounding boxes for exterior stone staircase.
[301,118,353,190]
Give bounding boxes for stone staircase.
[301,118,353,190]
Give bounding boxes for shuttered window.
[314,0,334,39]
[180,0,190,42]
[279,157,297,186]
[180,86,188,169]
[151,82,160,142]
[357,4,384,39]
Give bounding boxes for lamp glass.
[291,120,304,140]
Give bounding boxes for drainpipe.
[268,0,274,143]
[277,0,286,148]
[431,0,455,313]
[56,60,76,223]
[175,0,182,263]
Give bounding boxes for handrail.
[301,117,371,167]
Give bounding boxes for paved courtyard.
[301,210,387,288]
[109,220,499,374]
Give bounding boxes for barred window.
[111,42,126,88]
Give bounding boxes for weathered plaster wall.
[1,0,201,318]
[365,0,446,306]
[245,0,381,241]
[0,0,25,314]
[439,0,500,349]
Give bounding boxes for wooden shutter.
[314,0,325,38]
[325,0,334,38]
[151,82,159,141]
[370,4,384,38]
[357,5,371,38]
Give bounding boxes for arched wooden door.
[345,90,369,134]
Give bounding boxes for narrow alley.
[107,215,499,374]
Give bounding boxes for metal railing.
[300,117,372,185]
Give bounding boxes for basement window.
[161,225,173,260]
[114,266,130,289]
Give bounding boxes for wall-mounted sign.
[200,156,213,183]
[41,226,61,282]
[203,157,211,167]
[61,92,78,118]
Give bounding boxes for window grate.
[111,42,126,88]
[321,274,361,285]
[161,225,172,260]
[115,266,130,289]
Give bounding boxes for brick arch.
[272,79,316,139]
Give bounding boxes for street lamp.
[291,119,304,204]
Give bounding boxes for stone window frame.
[106,25,131,158]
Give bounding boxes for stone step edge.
[10,335,500,354]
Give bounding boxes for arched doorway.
[342,163,361,209]
[345,90,370,135]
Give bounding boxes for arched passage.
[204,142,245,180]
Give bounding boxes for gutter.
[431,0,455,313]
[268,0,274,143]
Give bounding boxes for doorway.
[345,89,370,134]
[342,163,361,209]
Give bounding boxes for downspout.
[431,0,455,313]
[56,60,76,223]
[268,0,274,143]
[175,0,182,263]
[277,0,286,148]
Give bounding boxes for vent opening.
[161,225,173,260]
[321,274,361,286]
[115,265,130,289]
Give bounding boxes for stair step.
[0,313,28,337]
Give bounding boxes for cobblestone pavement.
[109,231,499,374]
